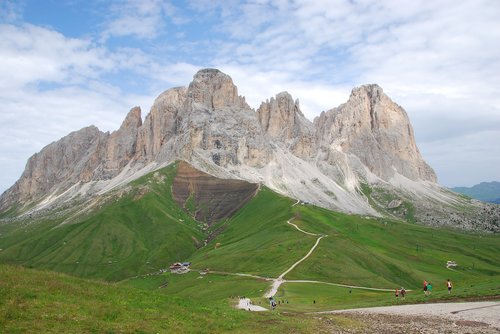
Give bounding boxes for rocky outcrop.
[172,161,259,223]
[257,92,316,158]
[314,84,436,182]
[0,126,107,208]
[186,68,248,110]
[104,107,142,176]
[135,87,187,162]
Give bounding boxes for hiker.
[447,279,453,294]
[427,282,433,295]
[395,288,399,298]
[423,280,428,296]
[400,287,406,299]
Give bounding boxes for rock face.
[172,161,259,223]
[314,85,436,182]
[257,92,316,158]
[4,68,490,230]
[186,68,248,110]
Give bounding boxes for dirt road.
[319,301,500,329]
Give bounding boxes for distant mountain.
[452,181,500,203]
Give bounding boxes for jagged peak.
[187,68,246,109]
[349,84,388,106]
[119,106,142,130]
[351,83,383,95]
[192,68,228,80]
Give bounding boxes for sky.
[1,0,499,194]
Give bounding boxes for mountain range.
[452,181,500,204]
[0,68,498,231]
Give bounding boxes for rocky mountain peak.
[258,92,305,132]
[186,68,247,110]
[120,106,142,130]
[257,91,315,157]
[314,84,437,182]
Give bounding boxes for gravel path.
[235,298,268,312]
[319,301,500,329]
[264,218,326,298]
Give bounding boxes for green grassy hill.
[163,191,499,311]
[0,161,499,319]
[0,163,203,281]
[1,264,331,333]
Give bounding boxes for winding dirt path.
[264,218,327,298]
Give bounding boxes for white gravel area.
[236,298,268,312]
[320,301,500,328]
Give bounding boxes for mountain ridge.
[1,68,498,231]
[452,181,500,203]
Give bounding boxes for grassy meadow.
[0,162,499,332]
[0,164,203,281]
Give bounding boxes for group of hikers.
[423,279,453,296]
[394,287,406,299]
[395,279,453,300]
[268,297,290,310]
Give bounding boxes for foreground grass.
[1,265,342,333]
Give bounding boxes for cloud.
[420,130,500,187]
[0,23,159,193]
[101,0,188,40]
[0,24,113,91]
[0,0,24,22]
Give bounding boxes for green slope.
[0,163,203,281]
[0,162,499,315]
[145,185,500,312]
[0,264,331,334]
[186,194,500,289]
[188,187,309,277]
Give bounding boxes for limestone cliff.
[257,92,316,158]
[314,84,437,182]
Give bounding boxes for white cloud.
[0,24,113,91]
[101,0,188,40]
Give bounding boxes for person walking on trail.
[427,282,433,295]
[447,279,453,294]
[400,287,406,300]
[423,280,428,296]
